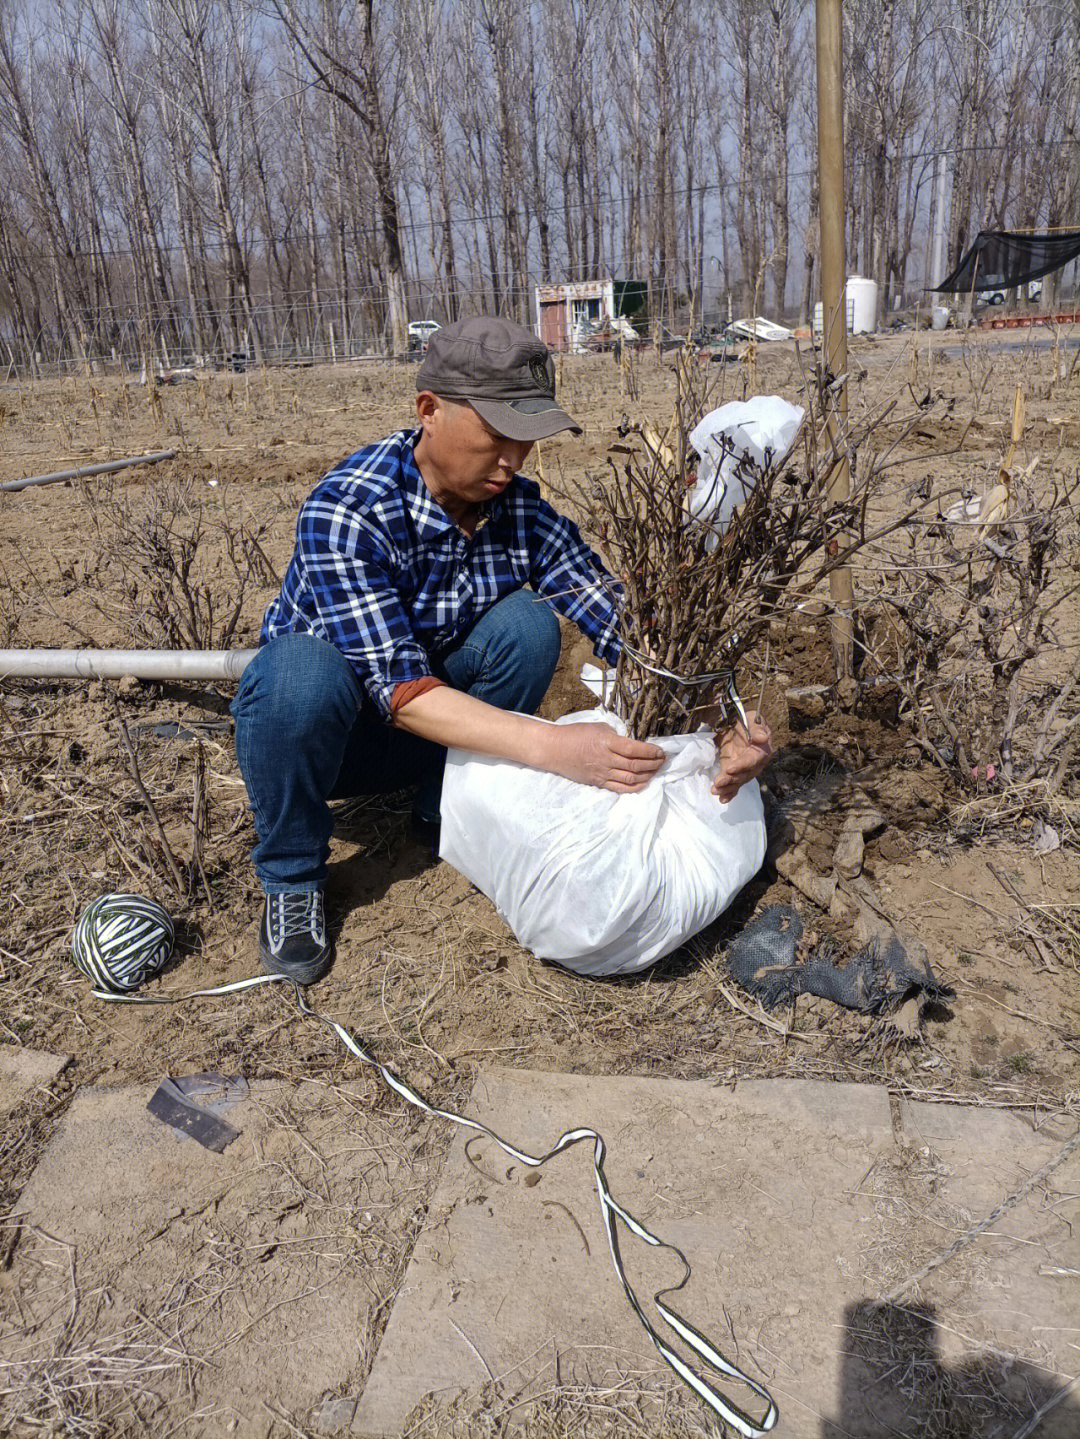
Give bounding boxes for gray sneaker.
[259,891,332,984]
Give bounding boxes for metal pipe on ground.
[0,649,256,681]
[1,449,177,493]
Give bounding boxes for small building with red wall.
[535,279,646,351]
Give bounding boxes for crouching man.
[233,316,772,983]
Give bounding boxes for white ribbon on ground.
[94,972,779,1436]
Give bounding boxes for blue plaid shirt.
[262,428,622,719]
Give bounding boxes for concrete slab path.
[354,1072,1079,1438]
[0,1042,69,1117]
[3,1077,440,1439]
[6,1067,1077,1437]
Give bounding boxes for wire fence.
[6,262,1078,381]
[3,297,418,381]
[0,269,753,379]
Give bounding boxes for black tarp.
[934,229,1080,293]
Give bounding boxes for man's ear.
[416,390,439,430]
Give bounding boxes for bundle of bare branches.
[881,435,1080,800]
[591,351,924,741]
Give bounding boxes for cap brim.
[470,397,582,441]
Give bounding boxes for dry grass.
[1,1078,448,1437]
[0,681,257,969]
[951,779,1080,834]
[404,1373,718,1438]
[0,1227,202,1436]
[0,338,1078,1432]
[835,1299,1068,1439]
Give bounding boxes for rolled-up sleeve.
[526,494,623,667]
[296,495,433,719]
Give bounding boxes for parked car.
[407,319,441,346]
[983,281,1042,305]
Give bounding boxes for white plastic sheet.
[440,709,766,977]
[687,396,804,542]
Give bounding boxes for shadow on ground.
[825,1301,1080,1438]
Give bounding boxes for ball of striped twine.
[71,893,175,994]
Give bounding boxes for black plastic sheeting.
[726,905,953,1015]
[935,229,1080,293]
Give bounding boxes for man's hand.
[547,722,665,793]
[711,711,773,802]
[394,687,664,791]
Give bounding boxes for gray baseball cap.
[417,315,582,441]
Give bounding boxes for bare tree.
[400,0,461,319]
[478,0,530,320]
[725,0,765,313]
[83,0,180,361]
[272,0,408,353]
[1,0,1079,372]
[0,8,95,363]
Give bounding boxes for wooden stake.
[816,0,856,701]
[1000,383,1025,484]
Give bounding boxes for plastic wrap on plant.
[687,397,805,543]
[440,708,766,976]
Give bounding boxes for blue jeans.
[232,590,560,893]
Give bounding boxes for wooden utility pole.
[815,0,856,697]
[930,150,949,289]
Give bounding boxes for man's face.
[416,393,534,505]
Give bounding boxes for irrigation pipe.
[0,649,256,681]
[1,449,176,493]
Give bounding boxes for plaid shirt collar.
[398,428,502,542]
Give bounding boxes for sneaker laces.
[269,892,325,943]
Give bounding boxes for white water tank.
[845,276,878,334]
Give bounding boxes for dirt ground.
[1,329,1079,1434]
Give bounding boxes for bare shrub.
[585,344,1080,829]
[882,460,1080,802]
[84,476,278,651]
[0,555,23,646]
[590,348,947,739]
